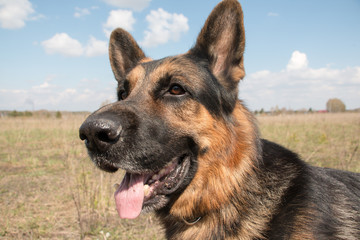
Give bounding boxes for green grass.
[0,112,359,239]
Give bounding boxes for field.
[0,112,359,239]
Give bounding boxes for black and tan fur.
[79,0,360,239]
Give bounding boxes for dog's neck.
[156,104,279,239]
[157,163,296,240]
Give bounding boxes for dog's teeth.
[113,183,120,190]
[144,184,150,197]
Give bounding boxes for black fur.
[261,140,360,239]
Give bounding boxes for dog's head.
[79,0,256,220]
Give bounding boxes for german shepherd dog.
[79,0,360,239]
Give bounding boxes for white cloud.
[141,8,189,48]
[102,0,151,11]
[286,50,308,71]
[74,6,98,18]
[0,77,117,111]
[42,33,84,57]
[241,51,360,111]
[32,81,51,90]
[74,7,91,18]
[0,0,36,29]
[32,75,56,90]
[85,36,108,57]
[41,33,107,57]
[103,9,135,38]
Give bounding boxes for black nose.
[79,116,122,152]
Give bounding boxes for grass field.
[0,112,359,239]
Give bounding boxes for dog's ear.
[109,28,146,81]
[190,0,245,90]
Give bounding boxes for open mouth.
[114,155,191,219]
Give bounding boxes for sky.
[0,0,359,112]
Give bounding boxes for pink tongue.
[114,173,145,219]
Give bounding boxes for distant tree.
[56,111,62,119]
[271,105,280,115]
[8,110,33,117]
[24,111,33,117]
[326,98,346,112]
[9,110,19,117]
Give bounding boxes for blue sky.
[0,0,359,111]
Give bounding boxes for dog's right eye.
[168,84,186,96]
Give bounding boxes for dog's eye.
[118,91,128,100]
[169,84,185,96]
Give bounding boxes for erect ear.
[190,0,245,90]
[109,28,146,81]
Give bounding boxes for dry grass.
[0,114,163,240]
[0,112,359,239]
[257,113,360,172]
